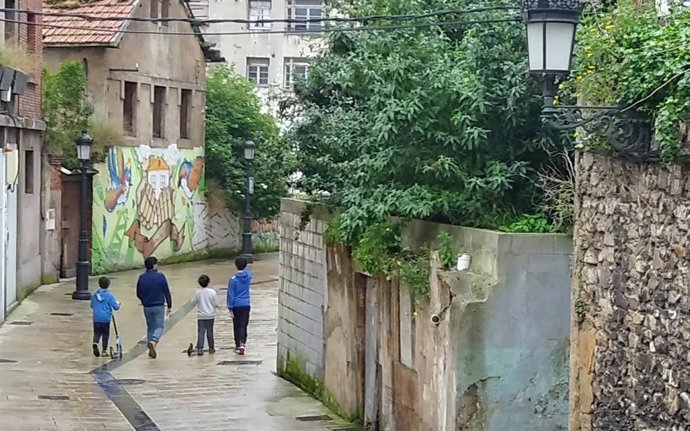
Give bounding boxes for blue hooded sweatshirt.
[90,288,121,323]
[227,270,251,309]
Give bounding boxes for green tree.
[283,0,565,243]
[43,61,94,169]
[205,64,294,217]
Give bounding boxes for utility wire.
[0,17,521,37]
[0,5,520,25]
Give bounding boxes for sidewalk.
[0,255,352,430]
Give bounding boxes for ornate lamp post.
[522,0,653,158]
[72,131,93,300]
[240,139,256,263]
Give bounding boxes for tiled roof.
[43,0,136,46]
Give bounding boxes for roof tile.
[42,0,136,46]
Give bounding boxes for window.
[4,0,17,44]
[179,89,191,139]
[249,0,271,29]
[24,150,34,194]
[287,0,322,32]
[27,13,37,52]
[284,57,309,89]
[150,0,159,19]
[161,0,169,26]
[123,81,137,136]
[152,86,166,138]
[247,58,270,87]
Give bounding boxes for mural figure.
[125,155,185,257]
[178,156,204,199]
[92,144,231,273]
[104,147,132,212]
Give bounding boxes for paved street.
[0,255,352,430]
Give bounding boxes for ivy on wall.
[560,0,690,160]
[43,61,94,169]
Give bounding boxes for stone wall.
[277,198,328,378]
[277,198,573,429]
[570,152,690,430]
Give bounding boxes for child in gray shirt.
[189,274,219,355]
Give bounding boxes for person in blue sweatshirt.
[90,277,121,358]
[136,256,172,359]
[227,257,251,355]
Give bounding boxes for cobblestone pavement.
[0,255,352,431]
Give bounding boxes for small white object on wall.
[45,209,56,231]
[457,253,471,271]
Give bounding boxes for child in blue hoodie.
[90,277,121,357]
[227,257,251,355]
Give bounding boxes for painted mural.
[92,144,238,273]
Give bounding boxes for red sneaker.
[239,344,245,355]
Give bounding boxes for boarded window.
[179,89,191,139]
[161,0,169,26]
[123,81,137,136]
[150,0,159,19]
[24,150,34,194]
[152,86,166,138]
[27,13,37,52]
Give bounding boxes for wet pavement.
[0,255,352,430]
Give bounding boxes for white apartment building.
[189,0,325,118]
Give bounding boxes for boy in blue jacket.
[90,277,121,357]
[227,257,251,355]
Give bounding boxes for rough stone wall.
[570,152,690,430]
[277,198,328,378]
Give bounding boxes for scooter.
[109,315,124,360]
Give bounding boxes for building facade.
[0,0,46,323]
[190,0,324,119]
[42,0,234,274]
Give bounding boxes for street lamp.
[239,139,256,263]
[521,0,653,158]
[72,131,93,300]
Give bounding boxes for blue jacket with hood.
[90,289,121,323]
[227,270,251,309]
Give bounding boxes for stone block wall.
[570,152,690,430]
[277,198,328,378]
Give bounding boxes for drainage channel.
[90,299,195,431]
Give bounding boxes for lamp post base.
[72,290,92,300]
[239,253,254,264]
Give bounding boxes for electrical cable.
[0,17,521,37]
[0,6,520,25]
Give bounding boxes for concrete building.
[42,0,232,275]
[0,0,46,323]
[190,0,324,117]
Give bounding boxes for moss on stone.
[279,356,362,426]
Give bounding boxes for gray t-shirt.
[191,288,219,320]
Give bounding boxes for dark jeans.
[232,306,251,348]
[197,318,215,350]
[93,322,110,350]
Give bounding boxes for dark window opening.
[150,0,159,19]
[27,13,37,52]
[4,0,17,44]
[25,150,34,194]
[179,89,191,139]
[152,86,166,138]
[123,81,137,136]
[161,0,169,26]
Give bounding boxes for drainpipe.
[0,149,6,323]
